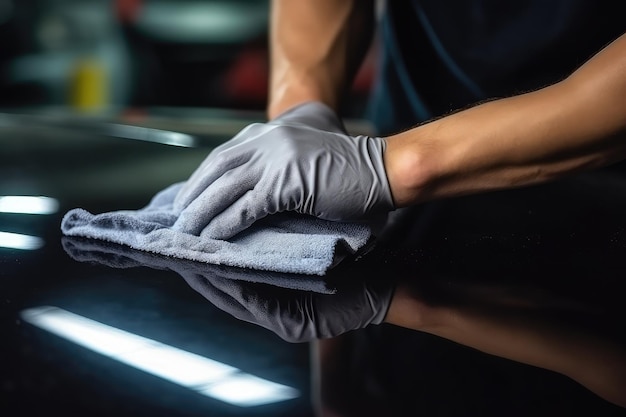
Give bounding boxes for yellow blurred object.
[69,58,107,112]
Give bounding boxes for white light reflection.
[0,196,59,214]
[20,306,300,407]
[199,374,301,407]
[0,231,44,250]
[108,124,195,147]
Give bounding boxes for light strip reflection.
[0,196,59,214]
[107,124,196,147]
[0,231,44,250]
[20,306,299,407]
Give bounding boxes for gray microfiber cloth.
[62,236,338,293]
[61,182,374,276]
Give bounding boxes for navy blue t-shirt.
[367,0,626,134]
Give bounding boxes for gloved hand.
[182,267,395,343]
[173,101,395,239]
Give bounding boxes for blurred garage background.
[0,0,375,119]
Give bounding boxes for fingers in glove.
[174,124,268,210]
[173,166,259,237]
[201,186,278,240]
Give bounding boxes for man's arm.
[174,20,626,240]
[385,32,626,206]
[267,0,375,119]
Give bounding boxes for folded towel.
[62,236,338,293]
[61,183,374,276]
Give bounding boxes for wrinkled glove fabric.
[174,101,394,239]
[61,102,391,276]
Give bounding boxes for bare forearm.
[385,32,626,206]
[268,0,374,119]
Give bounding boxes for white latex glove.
[173,102,395,239]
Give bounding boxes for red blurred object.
[352,42,378,95]
[222,46,269,108]
[121,107,148,123]
[115,0,143,23]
